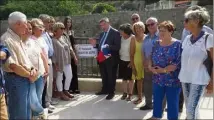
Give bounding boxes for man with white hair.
[1,11,39,119]
[140,17,159,110]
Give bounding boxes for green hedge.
[91,3,116,14]
[0,0,90,20]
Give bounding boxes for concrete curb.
[78,78,123,92]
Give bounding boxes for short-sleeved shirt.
[142,31,159,59]
[24,36,45,76]
[0,28,33,72]
[42,32,54,58]
[179,32,213,85]
[0,45,10,94]
[181,25,213,42]
[152,39,182,87]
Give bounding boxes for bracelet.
[164,69,167,73]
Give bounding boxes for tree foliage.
[91,3,117,14]
[0,0,90,20]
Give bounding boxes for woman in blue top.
[148,21,182,120]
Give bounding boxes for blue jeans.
[182,83,206,119]
[153,83,181,120]
[30,76,45,117]
[5,73,31,119]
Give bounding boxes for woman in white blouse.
[179,7,213,119]
[118,23,134,101]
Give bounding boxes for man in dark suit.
[89,17,121,100]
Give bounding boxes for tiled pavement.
[48,93,213,119]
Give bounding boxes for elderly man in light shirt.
[1,11,39,119]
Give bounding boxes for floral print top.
[151,39,182,87]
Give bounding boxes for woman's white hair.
[146,17,158,24]
[184,8,210,26]
[8,11,27,26]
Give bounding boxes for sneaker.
[32,116,40,120]
[39,113,47,119]
[48,104,56,110]
[51,99,59,105]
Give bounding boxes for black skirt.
[118,59,132,80]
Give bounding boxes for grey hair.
[131,13,140,18]
[146,17,158,24]
[184,9,210,26]
[185,5,203,12]
[38,14,50,22]
[99,17,109,23]
[8,11,27,26]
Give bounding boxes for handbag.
[203,34,213,77]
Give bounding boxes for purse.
[203,34,213,78]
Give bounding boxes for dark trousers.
[62,58,79,91]
[42,82,47,108]
[143,71,153,107]
[99,56,118,94]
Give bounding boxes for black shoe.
[179,108,183,113]
[95,91,107,95]
[106,93,115,100]
[121,93,127,100]
[70,90,81,94]
[48,109,54,114]
[140,105,153,110]
[74,90,80,94]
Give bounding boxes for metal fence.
[74,37,100,78]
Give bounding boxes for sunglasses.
[184,18,189,23]
[146,23,155,27]
[132,17,139,21]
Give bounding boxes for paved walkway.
[48,93,213,119]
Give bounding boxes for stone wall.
[0,5,213,40]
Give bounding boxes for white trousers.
[56,64,73,91]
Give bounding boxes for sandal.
[60,93,71,101]
[126,94,132,101]
[121,93,127,100]
[64,91,74,99]
[133,98,142,104]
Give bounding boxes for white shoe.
[49,104,56,110]
[51,99,59,105]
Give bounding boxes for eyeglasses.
[132,17,139,21]
[184,18,189,23]
[146,23,155,27]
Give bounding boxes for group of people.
[89,5,213,120]
[0,5,213,120]
[0,13,80,119]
